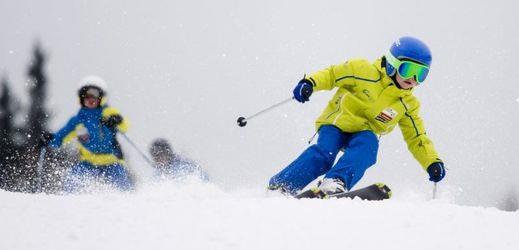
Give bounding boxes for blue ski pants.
[63,161,133,193]
[269,125,379,194]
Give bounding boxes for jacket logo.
[375,108,398,123]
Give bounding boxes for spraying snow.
[1,180,517,250]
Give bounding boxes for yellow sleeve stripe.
[62,124,83,144]
[62,131,77,145]
[78,144,125,166]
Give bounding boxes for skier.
[43,76,133,192]
[269,36,446,196]
[149,138,208,181]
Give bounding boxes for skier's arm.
[306,60,366,92]
[305,65,337,91]
[50,116,79,148]
[398,98,442,170]
[102,107,129,133]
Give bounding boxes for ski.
[295,183,392,201]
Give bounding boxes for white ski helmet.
[78,75,108,106]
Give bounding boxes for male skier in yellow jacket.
[269,36,446,196]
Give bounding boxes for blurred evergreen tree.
[0,77,15,149]
[499,188,518,212]
[19,43,51,192]
[0,76,18,190]
[1,42,77,193]
[26,42,49,148]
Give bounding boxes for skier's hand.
[38,131,54,148]
[293,79,313,103]
[427,162,446,182]
[102,114,123,128]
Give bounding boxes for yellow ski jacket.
[306,58,441,169]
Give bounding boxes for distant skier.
[149,138,208,181]
[42,76,133,192]
[269,36,446,196]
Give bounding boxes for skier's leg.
[63,161,96,193]
[103,163,133,191]
[324,130,379,191]
[269,125,347,194]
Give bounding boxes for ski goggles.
[385,52,429,84]
[85,87,101,99]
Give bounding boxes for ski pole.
[120,133,154,168]
[36,147,47,193]
[432,182,438,200]
[237,97,294,127]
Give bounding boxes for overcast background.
[1,0,518,208]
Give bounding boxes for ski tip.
[311,187,329,199]
[295,187,325,199]
[375,182,392,199]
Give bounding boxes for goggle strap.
[385,51,401,69]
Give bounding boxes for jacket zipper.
[324,95,344,120]
[332,94,347,125]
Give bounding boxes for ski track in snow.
[1,180,518,250]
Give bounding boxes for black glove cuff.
[103,115,123,128]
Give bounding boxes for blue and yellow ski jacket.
[50,105,129,166]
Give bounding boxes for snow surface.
[1,180,518,250]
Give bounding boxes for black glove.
[38,131,54,148]
[102,114,123,128]
[292,79,313,103]
[427,162,446,182]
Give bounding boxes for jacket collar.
[374,58,413,97]
[78,106,103,118]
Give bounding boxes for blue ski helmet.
[385,36,432,77]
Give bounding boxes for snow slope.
[1,181,517,250]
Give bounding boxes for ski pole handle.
[120,133,155,168]
[237,97,294,127]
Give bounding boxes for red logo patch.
[375,108,398,123]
